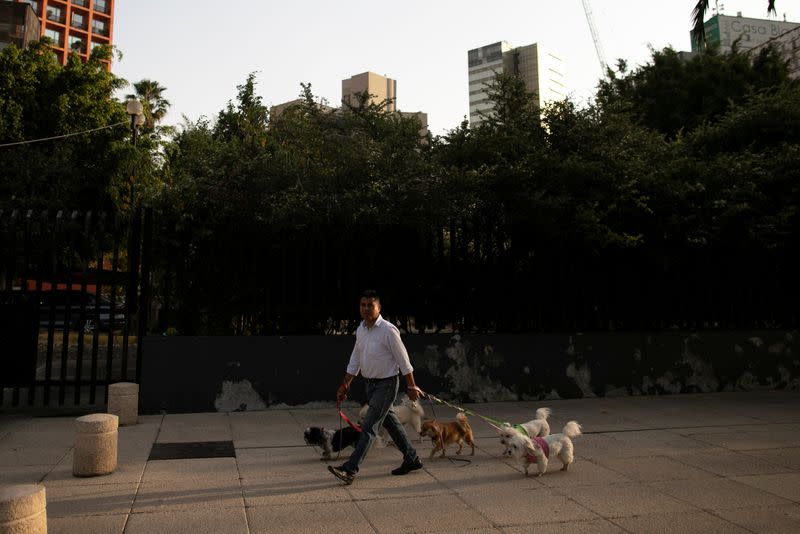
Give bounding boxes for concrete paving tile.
[133,479,243,511]
[47,513,127,534]
[430,528,503,534]
[424,460,528,492]
[739,447,800,471]
[688,429,800,451]
[502,518,625,534]
[563,482,695,518]
[229,410,302,447]
[140,457,240,483]
[732,472,800,503]
[459,486,599,526]
[0,464,50,484]
[125,506,248,534]
[44,482,137,517]
[0,446,69,466]
[595,455,716,482]
[236,445,320,470]
[715,504,800,533]
[671,447,789,476]
[533,458,632,487]
[155,426,232,443]
[43,455,145,486]
[346,469,450,501]
[247,501,374,534]
[358,494,493,533]
[613,510,752,534]
[0,429,74,449]
[574,433,636,460]
[579,430,712,460]
[242,472,352,506]
[649,478,794,511]
[604,429,718,456]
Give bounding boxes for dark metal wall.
[139,330,800,413]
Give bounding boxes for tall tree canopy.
[0,40,129,211]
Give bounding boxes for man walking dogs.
[328,290,424,485]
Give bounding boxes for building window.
[46,6,64,23]
[68,35,85,53]
[21,0,39,15]
[93,0,110,15]
[44,28,62,46]
[71,12,87,30]
[73,0,88,6]
[92,19,108,36]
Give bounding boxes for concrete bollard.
[107,382,139,426]
[73,414,118,477]
[0,484,47,534]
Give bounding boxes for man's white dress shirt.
[346,315,413,379]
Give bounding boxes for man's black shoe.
[328,465,355,485]
[391,457,423,475]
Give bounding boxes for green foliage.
[597,46,793,138]
[0,40,129,212]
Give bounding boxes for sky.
[112,0,800,137]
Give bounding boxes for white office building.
[468,41,565,126]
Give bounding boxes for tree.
[0,40,129,212]
[596,46,792,138]
[127,79,170,130]
[692,0,777,48]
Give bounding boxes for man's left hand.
[407,386,423,402]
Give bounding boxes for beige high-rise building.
[468,41,565,126]
[342,71,397,112]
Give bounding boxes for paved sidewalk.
[1,390,799,533]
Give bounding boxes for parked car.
[34,289,127,332]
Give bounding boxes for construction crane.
[581,0,609,78]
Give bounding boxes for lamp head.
[126,99,143,117]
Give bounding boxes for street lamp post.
[125,99,144,203]
[124,99,145,375]
[126,99,144,146]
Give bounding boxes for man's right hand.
[336,385,348,404]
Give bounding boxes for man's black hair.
[361,289,380,301]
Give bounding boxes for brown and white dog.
[419,412,475,458]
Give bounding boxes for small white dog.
[359,399,425,443]
[499,407,551,456]
[503,421,582,476]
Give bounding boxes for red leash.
[336,402,362,432]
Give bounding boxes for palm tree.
[126,79,170,130]
[692,1,777,48]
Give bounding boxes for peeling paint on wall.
[214,379,267,412]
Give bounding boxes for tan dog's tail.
[562,421,582,439]
[535,407,551,421]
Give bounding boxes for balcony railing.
[46,9,65,24]
[91,24,109,37]
[93,1,110,15]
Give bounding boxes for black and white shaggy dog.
[303,426,360,461]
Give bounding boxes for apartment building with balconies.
[14,0,114,68]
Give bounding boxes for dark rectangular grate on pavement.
[148,441,235,461]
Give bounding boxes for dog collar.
[513,424,529,437]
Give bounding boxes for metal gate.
[0,207,151,408]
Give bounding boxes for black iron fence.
[0,207,151,408]
[152,216,799,335]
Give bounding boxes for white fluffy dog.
[503,421,582,476]
[498,407,551,456]
[359,399,425,443]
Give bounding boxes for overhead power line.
[0,121,128,148]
